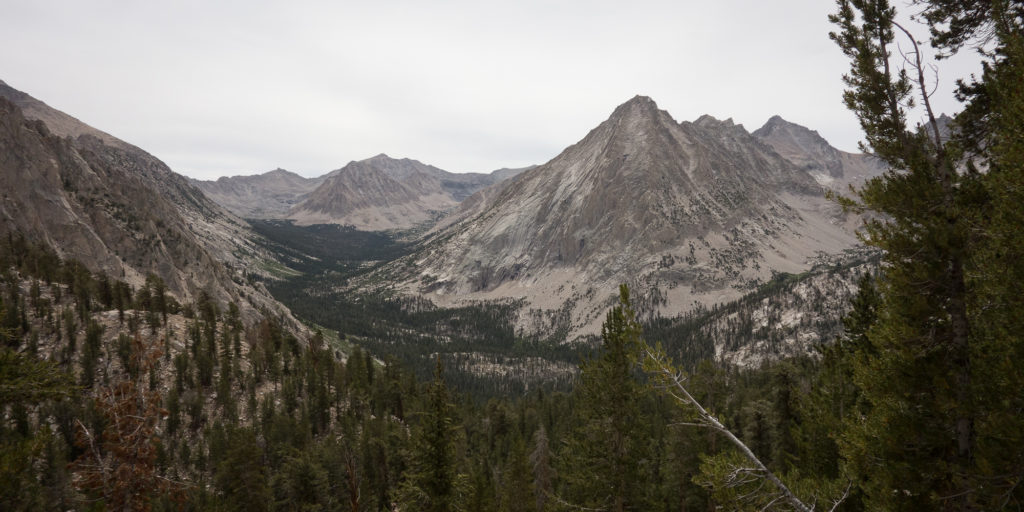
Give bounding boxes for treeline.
[4,232,1023,510]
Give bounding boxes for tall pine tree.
[558,285,651,512]
[397,357,464,512]
[829,0,1024,508]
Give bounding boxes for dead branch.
[644,345,818,512]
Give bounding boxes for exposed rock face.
[288,154,526,230]
[752,115,886,189]
[191,169,324,219]
[0,80,131,150]
[0,82,295,325]
[378,96,868,339]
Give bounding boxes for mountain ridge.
[0,81,300,327]
[362,96,873,339]
[190,168,326,219]
[752,114,886,189]
[287,155,526,230]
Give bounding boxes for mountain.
[191,168,325,219]
[0,80,295,324]
[752,115,886,190]
[371,96,866,339]
[0,80,131,151]
[288,154,527,230]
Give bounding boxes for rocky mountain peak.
[693,114,736,127]
[290,154,488,230]
[753,115,830,149]
[753,115,886,187]
[379,95,857,340]
[338,153,442,182]
[609,95,660,119]
[691,115,750,141]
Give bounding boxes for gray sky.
[1,0,981,180]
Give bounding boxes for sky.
[0,0,983,180]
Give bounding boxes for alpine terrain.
[0,80,297,324]
[287,154,526,230]
[372,96,878,339]
[190,169,326,220]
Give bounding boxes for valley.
[4,4,1021,503]
[219,95,885,394]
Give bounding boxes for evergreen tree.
[0,347,76,510]
[214,427,271,512]
[829,0,1024,508]
[558,285,651,512]
[793,274,879,510]
[270,450,332,511]
[70,337,175,511]
[529,424,553,512]
[500,437,536,512]
[397,357,464,512]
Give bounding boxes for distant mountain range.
[192,154,531,230]
[189,168,328,220]
[287,155,528,230]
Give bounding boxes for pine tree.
[270,450,332,511]
[829,0,1024,508]
[529,425,553,512]
[214,426,271,512]
[396,357,464,512]
[0,347,76,510]
[70,337,177,511]
[558,285,651,512]
[500,437,536,512]
[942,2,1024,507]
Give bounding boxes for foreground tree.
[70,337,179,511]
[829,0,1024,508]
[558,285,652,512]
[396,357,464,512]
[644,343,850,512]
[0,346,76,510]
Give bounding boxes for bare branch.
[827,481,853,512]
[644,346,818,512]
[543,490,609,512]
[892,20,944,150]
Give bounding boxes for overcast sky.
[1,0,982,180]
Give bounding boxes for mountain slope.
[191,168,324,219]
[0,82,294,325]
[288,154,527,230]
[373,96,865,339]
[752,115,886,190]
